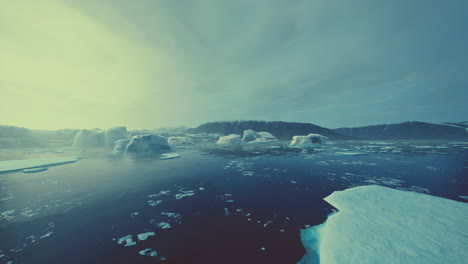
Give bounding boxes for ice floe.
[117,235,136,247]
[0,157,79,173]
[298,185,468,264]
[137,232,155,241]
[290,134,328,148]
[175,189,196,200]
[216,134,242,147]
[139,248,157,257]
[160,153,181,160]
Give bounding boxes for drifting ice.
[290,134,328,148]
[216,134,242,147]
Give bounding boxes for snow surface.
[0,157,79,173]
[298,185,468,264]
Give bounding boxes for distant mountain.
[187,121,351,140]
[333,121,468,140]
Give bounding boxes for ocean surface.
[0,141,467,264]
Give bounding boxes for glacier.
[298,185,468,264]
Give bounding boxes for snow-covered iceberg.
[104,126,128,148]
[216,134,242,147]
[125,135,171,153]
[298,185,468,264]
[72,129,105,147]
[0,157,79,173]
[242,130,278,144]
[168,136,193,146]
[290,134,328,148]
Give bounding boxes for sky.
[1,0,467,130]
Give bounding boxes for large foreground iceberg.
[298,185,468,264]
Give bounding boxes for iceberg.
[216,134,242,146]
[104,126,128,148]
[0,157,79,173]
[290,134,328,148]
[113,139,131,154]
[168,136,193,146]
[72,129,105,147]
[125,135,171,153]
[298,185,468,264]
[242,130,279,144]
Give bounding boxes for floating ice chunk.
[336,152,368,156]
[458,195,468,201]
[148,190,171,198]
[118,235,136,247]
[160,153,181,160]
[198,187,205,191]
[137,232,155,241]
[148,200,163,206]
[139,248,157,257]
[290,134,328,148]
[39,232,53,239]
[0,157,78,173]
[298,185,468,264]
[225,200,235,203]
[23,167,48,173]
[175,190,195,200]
[216,134,242,147]
[224,208,231,216]
[260,247,266,251]
[157,222,172,229]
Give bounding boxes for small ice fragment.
[148,200,163,206]
[336,152,368,156]
[160,153,180,160]
[225,200,235,203]
[175,190,195,200]
[199,187,205,191]
[224,208,231,216]
[39,232,53,239]
[118,235,136,247]
[157,222,172,229]
[260,247,266,251]
[139,248,157,257]
[264,221,273,228]
[290,181,297,184]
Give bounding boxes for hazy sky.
[1,0,467,130]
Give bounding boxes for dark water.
[0,141,467,264]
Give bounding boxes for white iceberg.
[242,130,279,144]
[168,136,193,146]
[290,134,328,148]
[137,232,155,241]
[125,135,171,153]
[0,157,79,173]
[72,129,105,147]
[298,185,468,264]
[216,134,242,147]
[104,126,128,148]
[139,248,157,257]
[113,139,131,153]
